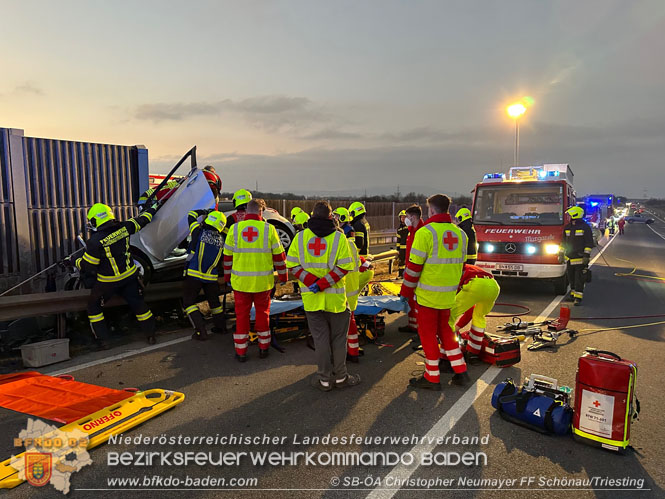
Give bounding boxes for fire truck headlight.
[526,244,537,255]
[545,244,560,255]
[485,243,495,253]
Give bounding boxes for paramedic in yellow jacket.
[287,201,360,391]
[223,199,288,362]
[399,194,468,391]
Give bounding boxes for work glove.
[399,295,411,314]
[582,255,590,266]
[308,283,321,293]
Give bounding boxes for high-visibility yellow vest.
[345,236,361,311]
[286,228,354,313]
[408,222,466,309]
[224,220,284,292]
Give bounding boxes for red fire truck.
[472,164,576,294]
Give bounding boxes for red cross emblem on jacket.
[242,226,259,243]
[442,231,458,251]
[308,237,327,257]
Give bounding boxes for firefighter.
[291,206,303,223]
[563,206,595,305]
[287,201,359,391]
[399,194,468,390]
[183,209,228,341]
[77,203,158,349]
[293,211,310,231]
[396,210,408,277]
[398,204,424,334]
[137,179,180,211]
[334,207,362,363]
[223,189,252,239]
[449,264,500,360]
[455,207,477,264]
[349,201,370,256]
[223,199,287,361]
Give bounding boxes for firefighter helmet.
[455,207,472,223]
[233,189,252,208]
[398,210,406,217]
[204,211,227,232]
[333,207,351,223]
[566,206,584,219]
[293,212,310,227]
[349,201,366,218]
[87,203,115,229]
[291,206,303,220]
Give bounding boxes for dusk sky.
[2,0,664,197]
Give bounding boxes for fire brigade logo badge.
[308,237,327,257]
[505,242,517,253]
[25,452,52,487]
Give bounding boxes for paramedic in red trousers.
[223,199,288,361]
[286,201,360,391]
[398,204,424,334]
[399,194,468,390]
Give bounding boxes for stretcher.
[249,295,404,319]
[0,372,184,489]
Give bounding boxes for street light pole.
[507,101,527,167]
[514,118,519,167]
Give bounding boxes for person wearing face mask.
[399,195,468,390]
[397,205,424,334]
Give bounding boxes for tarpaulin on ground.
[0,372,135,424]
[250,295,403,319]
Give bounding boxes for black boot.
[259,348,269,359]
[192,330,209,341]
[347,353,359,363]
[235,354,247,363]
[451,372,471,386]
[409,375,441,391]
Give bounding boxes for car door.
[133,169,215,261]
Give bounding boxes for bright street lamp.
[506,99,531,166]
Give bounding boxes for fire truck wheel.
[553,275,568,295]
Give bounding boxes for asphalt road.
[2,220,664,498]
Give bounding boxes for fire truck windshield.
[473,183,564,226]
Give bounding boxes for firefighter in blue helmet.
[77,202,158,349]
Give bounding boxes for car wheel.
[270,222,294,249]
[131,250,153,285]
[627,219,634,224]
[553,274,568,295]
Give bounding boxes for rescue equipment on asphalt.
[492,374,573,435]
[478,334,521,367]
[0,373,184,489]
[572,348,639,453]
[528,328,578,351]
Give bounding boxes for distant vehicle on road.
[624,213,654,224]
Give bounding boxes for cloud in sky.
[2,0,664,197]
[135,95,328,133]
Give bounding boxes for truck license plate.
[496,264,524,271]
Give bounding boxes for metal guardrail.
[0,282,183,322]
[0,250,399,323]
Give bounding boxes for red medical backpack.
[573,348,639,453]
